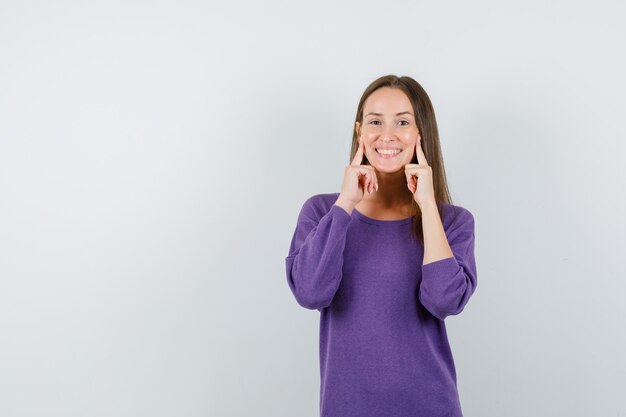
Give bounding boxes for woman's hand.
[405,135,435,207]
[336,136,378,209]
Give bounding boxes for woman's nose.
[381,126,397,141]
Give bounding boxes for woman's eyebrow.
[364,111,413,117]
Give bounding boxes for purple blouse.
[285,192,478,417]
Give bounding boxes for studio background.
[1,1,624,416]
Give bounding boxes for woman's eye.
[368,120,409,126]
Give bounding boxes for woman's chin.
[371,163,406,174]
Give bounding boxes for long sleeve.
[285,200,353,310]
[418,206,478,320]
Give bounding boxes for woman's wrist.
[334,197,355,215]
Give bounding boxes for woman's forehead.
[363,88,413,115]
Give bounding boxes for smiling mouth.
[375,148,402,159]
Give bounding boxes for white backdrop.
[1,1,625,416]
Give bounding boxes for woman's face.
[355,87,420,172]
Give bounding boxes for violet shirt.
[285,192,478,417]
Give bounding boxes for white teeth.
[376,149,401,155]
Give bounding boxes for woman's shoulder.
[298,192,342,221]
[439,202,475,233]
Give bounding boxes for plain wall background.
[1,1,625,416]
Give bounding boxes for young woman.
[285,74,478,417]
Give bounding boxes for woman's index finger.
[415,137,428,165]
[351,137,365,166]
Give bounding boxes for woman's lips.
[375,149,402,159]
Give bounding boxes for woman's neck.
[361,170,415,208]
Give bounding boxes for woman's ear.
[355,121,360,137]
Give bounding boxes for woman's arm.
[285,197,353,310]
[421,199,454,265]
[418,203,478,320]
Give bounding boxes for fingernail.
[375,184,378,192]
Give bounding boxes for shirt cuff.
[421,256,459,276]
[331,204,353,223]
